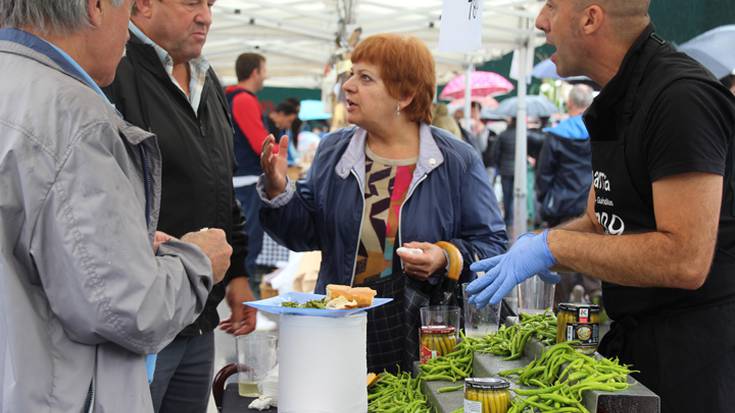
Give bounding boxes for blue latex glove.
[145,354,157,384]
[466,230,558,308]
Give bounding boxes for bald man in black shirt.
[466,1,735,411]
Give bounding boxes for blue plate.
[244,291,393,318]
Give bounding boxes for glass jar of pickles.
[464,377,511,413]
[419,326,457,364]
[557,303,601,353]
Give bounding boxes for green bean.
[437,384,465,393]
[504,339,632,413]
[368,371,432,413]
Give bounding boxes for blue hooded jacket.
[536,115,593,220]
[258,124,508,293]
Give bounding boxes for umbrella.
[532,58,561,79]
[532,58,592,82]
[439,71,514,100]
[493,95,559,118]
[298,99,331,121]
[679,25,735,79]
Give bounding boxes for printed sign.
[438,0,484,53]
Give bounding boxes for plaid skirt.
[359,275,434,374]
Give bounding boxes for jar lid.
[558,303,601,312]
[465,377,510,390]
[421,325,456,335]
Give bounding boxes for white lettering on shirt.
[593,171,611,192]
[596,212,626,235]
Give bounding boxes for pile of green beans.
[367,371,432,413]
[419,312,557,382]
[419,332,475,382]
[474,312,557,360]
[500,342,633,413]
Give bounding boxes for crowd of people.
[1,1,734,413]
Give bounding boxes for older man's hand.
[181,228,232,284]
[219,277,257,335]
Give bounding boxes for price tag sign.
[438,0,484,53]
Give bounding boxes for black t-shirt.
[585,26,735,318]
[644,81,733,182]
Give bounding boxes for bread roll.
[326,284,352,300]
[350,287,377,307]
[326,284,377,308]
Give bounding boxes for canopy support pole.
[463,62,474,132]
[512,30,530,240]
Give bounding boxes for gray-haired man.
[0,1,232,412]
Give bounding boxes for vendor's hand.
[219,277,257,335]
[181,228,232,285]
[466,230,557,308]
[397,242,447,281]
[153,231,173,254]
[260,134,289,199]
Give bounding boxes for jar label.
[464,399,483,413]
[419,344,437,365]
[566,323,599,345]
[578,307,590,323]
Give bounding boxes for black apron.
[589,29,735,413]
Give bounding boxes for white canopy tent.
[206,0,545,238]
[205,0,547,310]
[206,0,546,88]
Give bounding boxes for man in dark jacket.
[468,1,735,411]
[104,1,256,412]
[536,84,594,227]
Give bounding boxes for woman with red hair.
[259,34,507,372]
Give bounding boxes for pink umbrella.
[439,71,514,100]
[448,96,499,110]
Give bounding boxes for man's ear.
[580,5,605,35]
[87,0,103,27]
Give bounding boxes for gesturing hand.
[465,230,558,308]
[260,134,289,199]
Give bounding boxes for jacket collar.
[0,28,108,102]
[335,123,445,180]
[543,115,589,140]
[125,30,175,83]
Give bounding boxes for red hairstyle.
[351,34,436,124]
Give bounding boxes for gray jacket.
[0,40,213,412]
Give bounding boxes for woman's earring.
[395,104,401,117]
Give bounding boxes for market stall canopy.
[678,25,735,79]
[205,0,547,88]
